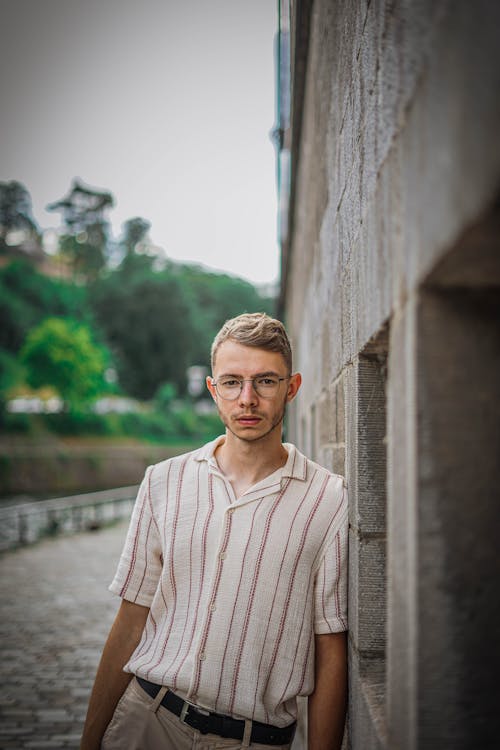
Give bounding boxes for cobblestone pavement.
[0,522,127,749]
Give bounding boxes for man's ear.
[206,375,217,401]
[286,372,302,403]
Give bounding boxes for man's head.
[211,312,292,374]
[207,313,300,444]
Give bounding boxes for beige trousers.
[101,678,293,750]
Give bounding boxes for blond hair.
[211,313,292,372]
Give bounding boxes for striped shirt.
[109,436,348,728]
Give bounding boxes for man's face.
[206,340,301,444]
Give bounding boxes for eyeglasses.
[212,375,290,400]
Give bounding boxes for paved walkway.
[0,522,128,749]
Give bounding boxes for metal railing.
[0,485,139,553]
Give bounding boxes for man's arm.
[308,631,347,750]
[80,599,150,750]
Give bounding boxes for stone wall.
[282,1,500,747]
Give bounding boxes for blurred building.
[276,2,499,748]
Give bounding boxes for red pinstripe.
[214,502,261,711]
[191,486,233,698]
[228,480,291,714]
[144,456,188,678]
[133,609,157,662]
[165,461,201,689]
[119,466,152,597]
[133,515,153,603]
[274,483,346,713]
[260,474,330,719]
[251,469,318,718]
[334,529,347,629]
[175,470,215,693]
[321,554,329,628]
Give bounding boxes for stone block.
[349,529,386,656]
[357,356,387,534]
[348,644,386,750]
[318,388,335,447]
[335,375,346,444]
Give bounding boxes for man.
[81,313,348,750]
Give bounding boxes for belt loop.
[242,719,252,747]
[149,685,169,714]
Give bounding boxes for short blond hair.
[211,313,292,372]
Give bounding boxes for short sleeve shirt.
[109,436,348,727]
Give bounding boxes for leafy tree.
[91,258,276,398]
[0,260,87,354]
[47,179,114,280]
[20,317,108,409]
[0,348,26,397]
[121,217,151,257]
[0,180,40,251]
[174,265,276,366]
[90,270,195,399]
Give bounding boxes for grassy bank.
[0,434,214,497]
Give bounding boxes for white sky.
[0,0,279,285]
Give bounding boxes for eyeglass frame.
[210,374,291,400]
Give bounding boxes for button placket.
[191,505,233,692]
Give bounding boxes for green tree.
[90,270,195,399]
[20,318,108,409]
[121,217,151,257]
[0,260,87,354]
[47,179,114,280]
[174,265,276,366]
[0,181,41,253]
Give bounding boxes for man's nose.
[239,379,257,404]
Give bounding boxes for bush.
[6,402,223,445]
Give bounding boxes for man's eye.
[257,377,277,386]
[221,379,240,387]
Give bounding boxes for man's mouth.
[235,415,262,425]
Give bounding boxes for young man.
[81,313,348,750]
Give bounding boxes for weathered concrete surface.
[282,0,500,748]
[0,522,126,748]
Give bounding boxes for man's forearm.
[80,599,149,750]
[308,632,347,750]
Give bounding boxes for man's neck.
[215,430,288,497]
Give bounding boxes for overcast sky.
[0,0,279,285]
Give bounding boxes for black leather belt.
[136,676,296,746]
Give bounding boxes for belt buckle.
[179,701,191,724]
[179,699,211,730]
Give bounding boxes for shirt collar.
[194,436,308,481]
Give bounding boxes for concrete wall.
[282,1,500,747]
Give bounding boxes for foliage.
[121,217,151,257]
[47,179,114,280]
[5,403,222,445]
[1,176,277,431]
[0,348,26,394]
[0,181,39,250]
[173,264,276,366]
[0,260,88,354]
[90,266,195,399]
[154,381,178,411]
[58,229,107,280]
[20,318,109,408]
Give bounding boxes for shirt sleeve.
[313,485,348,633]
[109,465,163,607]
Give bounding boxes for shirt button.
[210,603,217,612]
[228,508,235,514]
[219,551,227,560]
[199,652,206,661]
